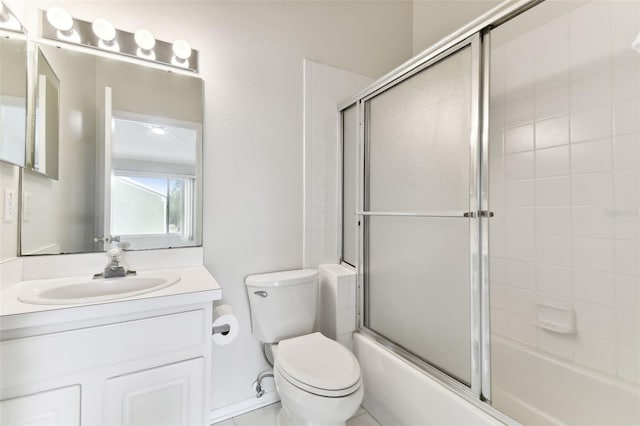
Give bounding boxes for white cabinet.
[0,303,213,426]
[104,358,205,426]
[0,386,80,426]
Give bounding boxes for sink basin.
[17,273,181,305]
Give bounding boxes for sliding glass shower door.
[361,35,484,392]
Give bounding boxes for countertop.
[0,265,222,332]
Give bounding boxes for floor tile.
[212,419,235,426]
[233,402,281,426]
[347,412,381,426]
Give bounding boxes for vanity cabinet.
[0,301,213,426]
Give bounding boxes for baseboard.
[209,391,281,424]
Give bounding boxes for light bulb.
[172,40,191,61]
[92,18,116,42]
[46,7,73,32]
[134,28,155,51]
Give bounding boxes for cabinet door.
[0,385,80,426]
[103,358,204,426]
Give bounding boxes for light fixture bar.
[41,10,198,73]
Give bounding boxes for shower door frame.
[337,0,545,419]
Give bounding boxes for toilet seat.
[275,332,361,398]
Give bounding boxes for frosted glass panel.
[367,46,472,212]
[366,216,471,384]
[342,105,358,266]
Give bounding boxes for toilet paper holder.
[212,324,231,336]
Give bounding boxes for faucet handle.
[94,235,121,244]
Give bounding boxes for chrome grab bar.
[356,211,494,218]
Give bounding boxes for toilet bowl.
[244,269,364,426]
[272,333,363,426]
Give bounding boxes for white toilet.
[245,269,363,426]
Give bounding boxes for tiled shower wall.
[489,0,639,383]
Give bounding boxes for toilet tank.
[245,269,318,343]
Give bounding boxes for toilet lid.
[276,332,361,397]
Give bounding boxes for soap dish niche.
[532,303,576,335]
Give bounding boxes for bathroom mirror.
[21,43,203,255]
[0,35,28,167]
[32,47,60,179]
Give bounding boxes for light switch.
[3,188,16,223]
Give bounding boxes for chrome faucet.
[93,237,136,279]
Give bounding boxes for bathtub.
[492,335,640,426]
[353,333,503,426]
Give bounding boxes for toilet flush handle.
[254,291,268,298]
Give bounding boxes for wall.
[18,0,415,414]
[0,163,20,259]
[489,0,639,392]
[412,0,500,55]
[302,59,372,268]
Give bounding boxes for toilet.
[245,269,363,426]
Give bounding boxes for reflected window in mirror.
[0,36,27,167]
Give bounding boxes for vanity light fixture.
[92,18,118,52]
[40,10,199,73]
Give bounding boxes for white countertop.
[0,265,222,332]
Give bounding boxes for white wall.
[18,0,415,413]
[302,59,372,268]
[0,162,20,259]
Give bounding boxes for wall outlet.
[3,188,16,223]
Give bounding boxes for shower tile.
[536,264,571,298]
[506,234,535,262]
[506,33,534,73]
[614,133,639,170]
[535,115,570,149]
[574,300,616,340]
[491,257,507,284]
[507,287,536,317]
[535,146,570,178]
[536,236,571,267]
[615,274,639,311]
[574,333,616,375]
[505,124,534,154]
[614,240,639,277]
[569,1,610,53]
[491,283,507,309]
[572,237,614,272]
[570,71,611,112]
[572,268,615,306]
[614,170,639,208]
[535,55,569,92]
[536,207,570,237]
[617,344,639,383]
[616,309,639,346]
[570,44,610,82]
[535,176,570,206]
[614,98,640,136]
[504,96,534,128]
[505,152,534,180]
[505,67,534,103]
[507,313,538,347]
[538,329,573,360]
[535,84,570,120]
[612,62,640,102]
[534,14,568,64]
[491,308,507,337]
[571,139,613,174]
[611,0,640,68]
[490,232,506,258]
[506,260,535,289]
[506,208,535,234]
[506,179,534,207]
[572,173,613,205]
[571,206,613,239]
[570,105,613,143]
